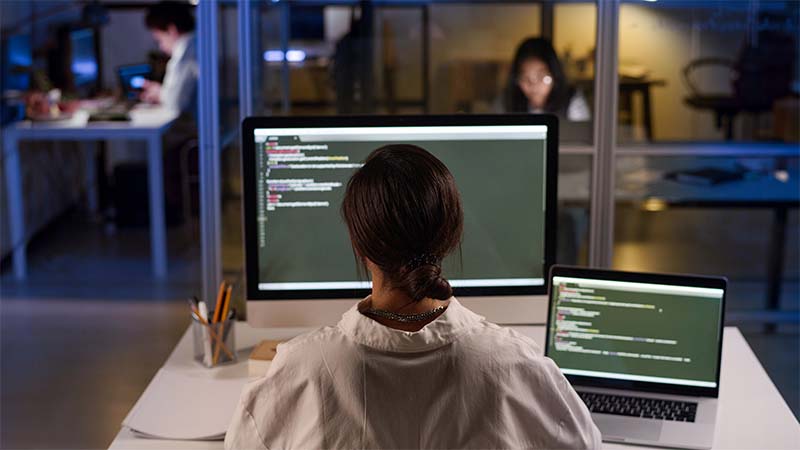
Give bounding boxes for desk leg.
[3,133,27,279]
[147,135,167,279]
[643,88,653,142]
[765,207,788,333]
[84,144,99,215]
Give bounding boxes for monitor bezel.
[545,265,727,398]
[242,114,559,303]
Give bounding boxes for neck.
[368,269,444,313]
[362,269,449,331]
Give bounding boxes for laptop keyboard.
[578,391,697,422]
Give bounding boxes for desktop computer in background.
[49,25,100,96]
[241,115,559,327]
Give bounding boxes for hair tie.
[407,253,439,270]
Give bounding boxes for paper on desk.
[122,368,247,440]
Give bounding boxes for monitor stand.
[246,295,549,328]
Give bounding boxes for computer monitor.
[2,34,32,91]
[241,115,558,327]
[68,27,99,89]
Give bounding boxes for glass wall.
[614,1,800,323]
[618,1,799,143]
[235,0,597,268]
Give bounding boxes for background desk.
[2,107,178,279]
[110,322,799,449]
[559,167,800,327]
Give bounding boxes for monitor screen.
[3,34,32,91]
[118,64,152,99]
[69,28,98,87]
[546,270,725,391]
[243,115,558,303]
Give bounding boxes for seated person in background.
[224,145,601,449]
[504,37,590,121]
[141,0,197,117]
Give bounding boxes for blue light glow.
[130,76,146,89]
[71,61,98,77]
[286,50,306,62]
[263,49,307,63]
[264,50,284,62]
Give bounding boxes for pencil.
[222,285,232,321]
[213,285,234,365]
[213,281,227,323]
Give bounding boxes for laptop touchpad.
[593,414,663,442]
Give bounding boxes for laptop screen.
[546,270,725,391]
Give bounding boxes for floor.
[1,200,798,449]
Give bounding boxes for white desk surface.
[110,324,799,450]
[2,106,178,140]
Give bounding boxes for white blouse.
[160,32,197,115]
[225,298,601,449]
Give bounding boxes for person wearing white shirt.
[225,144,601,449]
[141,1,197,116]
[503,37,591,122]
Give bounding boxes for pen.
[191,311,234,360]
[198,301,213,366]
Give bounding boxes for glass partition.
[251,1,596,140]
[613,153,799,319]
[243,1,598,266]
[614,0,799,325]
[618,1,800,143]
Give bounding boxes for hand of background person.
[140,80,162,104]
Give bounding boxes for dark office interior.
[1,0,798,448]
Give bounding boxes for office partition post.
[279,2,290,114]
[588,0,619,269]
[198,0,223,304]
[237,0,254,119]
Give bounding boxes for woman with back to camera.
[504,37,590,121]
[225,144,600,449]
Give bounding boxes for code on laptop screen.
[547,276,724,388]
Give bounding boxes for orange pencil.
[213,285,234,365]
[221,284,233,321]
[212,281,226,323]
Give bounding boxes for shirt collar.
[337,297,485,353]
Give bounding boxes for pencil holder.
[191,316,237,368]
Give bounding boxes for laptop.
[117,63,152,101]
[89,64,152,122]
[545,265,726,449]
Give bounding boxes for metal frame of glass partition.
[197,0,797,326]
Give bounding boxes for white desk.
[2,107,178,279]
[110,323,800,449]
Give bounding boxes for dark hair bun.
[398,263,453,301]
